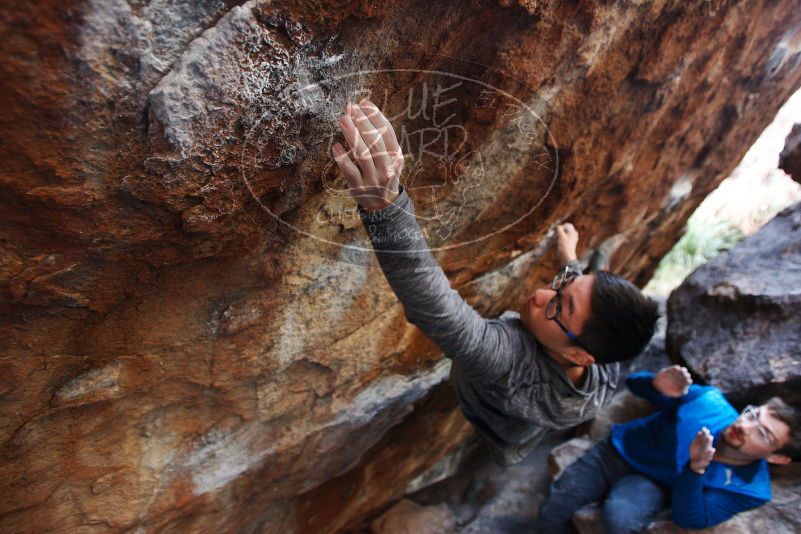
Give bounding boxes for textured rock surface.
[780,123,801,184]
[666,202,801,407]
[369,499,457,534]
[403,431,567,534]
[3,1,801,532]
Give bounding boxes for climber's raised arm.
[331,99,512,381]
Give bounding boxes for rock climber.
[331,99,659,466]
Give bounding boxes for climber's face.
[719,403,792,464]
[521,272,595,366]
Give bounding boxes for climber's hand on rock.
[653,365,692,397]
[689,427,715,474]
[556,223,579,264]
[332,99,404,212]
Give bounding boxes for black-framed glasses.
[545,266,589,351]
[740,405,773,446]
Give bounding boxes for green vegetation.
[644,217,744,297]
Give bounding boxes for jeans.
[536,438,667,534]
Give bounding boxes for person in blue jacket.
[536,365,801,533]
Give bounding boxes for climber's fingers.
[350,103,392,184]
[339,104,376,177]
[359,98,403,177]
[333,101,402,212]
[332,142,363,190]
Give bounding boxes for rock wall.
[2,1,801,532]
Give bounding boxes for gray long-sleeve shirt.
[360,187,620,465]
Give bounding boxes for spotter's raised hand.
[653,365,693,398]
[689,427,715,474]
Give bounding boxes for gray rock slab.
[666,202,801,407]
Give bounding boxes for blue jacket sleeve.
[359,187,514,382]
[625,371,681,410]
[625,371,708,410]
[671,465,767,529]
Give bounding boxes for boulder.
[3,1,801,532]
[369,499,457,534]
[666,202,801,407]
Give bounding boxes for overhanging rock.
[3,1,801,532]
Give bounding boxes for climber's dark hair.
[766,397,801,459]
[577,271,659,364]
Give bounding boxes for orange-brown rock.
[2,1,801,532]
